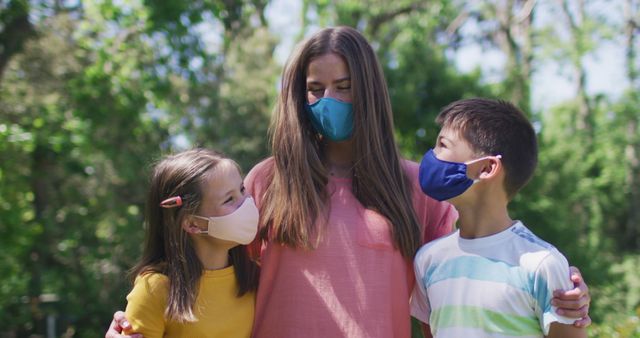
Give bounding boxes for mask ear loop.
[467,154,503,182]
[190,215,211,235]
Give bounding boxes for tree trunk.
[0,0,36,84]
[493,0,535,113]
[624,0,640,249]
[26,143,53,335]
[559,0,592,136]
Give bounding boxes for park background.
[1,0,639,337]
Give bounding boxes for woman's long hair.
[129,148,259,322]
[261,26,421,258]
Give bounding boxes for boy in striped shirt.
[411,98,587,338]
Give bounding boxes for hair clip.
[160,196,183,208]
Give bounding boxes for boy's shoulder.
[414,222,568,269]
[509,222,556,251]
[415,230,459,259]
[508,222,570,272]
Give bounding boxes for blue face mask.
[419,149,499,201]
[306,97,354,142]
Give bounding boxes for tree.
[622,0,639,250]
[0,0,278,336]
[0,0,36,82]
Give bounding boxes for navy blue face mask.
[306,97,354,142]
[419,149,500,201]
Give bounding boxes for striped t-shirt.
[411,221,577,337]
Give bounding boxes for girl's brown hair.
[129,148,259,322]
[261,26,421,258]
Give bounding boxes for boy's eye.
[223,196,233,204]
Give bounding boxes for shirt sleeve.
[124,274,168,338]
[410,249,431,324]
[533,251,579,335]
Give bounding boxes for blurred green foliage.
[0,0,638,337]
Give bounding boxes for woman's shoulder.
[246,157,274,178]
[399,157,431,204]
[400,158,420,184]
[400,158,419,171]
[245,157,274,205]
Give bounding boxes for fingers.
[106,320,124,338]
[569,266,582,279]
[552,289,590,309]
[570,272,583,284]
[555,303,590,318]
[553,287,582,300]
[573,315,592,328]
[114,311,131,331]
[105,311,142,338]
[554,266,591,304]
[569,266,589,293]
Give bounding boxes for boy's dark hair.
[436,98,538,199]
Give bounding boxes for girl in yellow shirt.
[123,148,259,338]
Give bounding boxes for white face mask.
[192,197,259,245]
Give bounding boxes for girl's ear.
[182,216,204,234]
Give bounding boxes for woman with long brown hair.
[241,26,590,337]
[107,26,591,338]
[242,27,456,338]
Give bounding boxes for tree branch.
[368,2,426,37]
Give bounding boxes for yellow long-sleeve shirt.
[124,266,254,338]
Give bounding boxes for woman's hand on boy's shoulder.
[551,266,591,327]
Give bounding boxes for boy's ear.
[182,216,204,234]
[477,156,502,180]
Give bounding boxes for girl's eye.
[338,86,350,91]
[223,196,233,204]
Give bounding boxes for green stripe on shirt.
[431,305,541,336]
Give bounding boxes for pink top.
[245,158,457,338]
